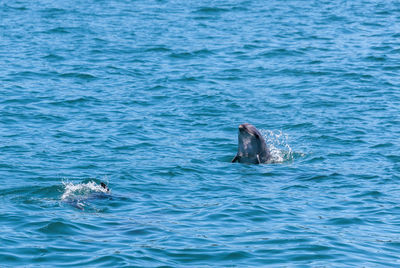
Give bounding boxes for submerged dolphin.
[62,181,110,210]
[232,123,272,164]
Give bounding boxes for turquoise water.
[1,0,400,266]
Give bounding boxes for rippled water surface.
[1,0,400,266]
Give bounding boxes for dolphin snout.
[239,123,249,132]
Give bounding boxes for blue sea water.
[1,0,400,266]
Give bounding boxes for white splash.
[61,180,109,201]
[260,129,293,163]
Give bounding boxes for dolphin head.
[238,123,265,154]
[100,182,109,192]
[234,123,271,164]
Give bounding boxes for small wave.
[48,96,99,106]
[364,55,386,62]
[169,52,193,59]
[45,27,71,34]
[195,7,230,14]
[145,46,172,53]
[259,48,305,58]
[59,72,97,80]
[40,7,67,14]
[43,53,65,62]
[3,4,28,11]
[168,48,213,59]
[193,48,214,56]
[38,221,81,235]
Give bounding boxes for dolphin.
[100,182,109,192]
[232,123,272,164]
[62,181,110,210]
